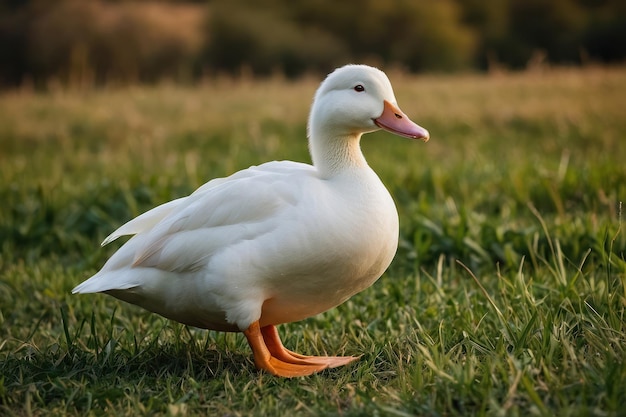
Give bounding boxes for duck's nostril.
[394,113,402,119]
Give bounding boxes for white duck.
[73,64,429,377]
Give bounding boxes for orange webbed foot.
[243,321,360,377]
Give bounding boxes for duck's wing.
[84,161,316,278]
[100,161,307,246]
[128,179,295,273]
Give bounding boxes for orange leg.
[243,321,360,377]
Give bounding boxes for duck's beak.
[374,100,430,142]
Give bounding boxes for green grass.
[1,67,625,416]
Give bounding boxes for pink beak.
[374,100,430,142]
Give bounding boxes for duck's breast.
[241,168,400,326]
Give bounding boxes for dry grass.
[2,66,624,213]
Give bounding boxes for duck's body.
[77,161,398,331]
[73,65,429,377]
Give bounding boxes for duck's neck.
[309,132,369,179]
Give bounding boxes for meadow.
[0,66,625,416]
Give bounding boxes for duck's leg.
[243,321,359,377]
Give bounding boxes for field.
[1,66,625,416]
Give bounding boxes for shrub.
[14,0,204,87]
[204,1,347,78]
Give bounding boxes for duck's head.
[308,64,430,143]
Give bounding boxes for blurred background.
[1,0,625,89]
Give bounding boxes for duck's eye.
[353,84,365,92]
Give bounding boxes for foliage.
[0,0,205,87]
[1,67,625,415]
[1,0,626,86]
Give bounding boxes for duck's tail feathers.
[72,272,139,294]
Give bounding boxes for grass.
[1,66,625,416]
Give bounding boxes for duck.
[73,64,430,377]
